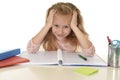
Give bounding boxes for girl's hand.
[70,11,77,28]
[46,9,56,28]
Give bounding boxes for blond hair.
[43,2,89,51]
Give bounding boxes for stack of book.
[0,48,29,68]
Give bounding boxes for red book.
[0,56,29,68]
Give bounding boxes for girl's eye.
[64,26,69,28]
[55,25,59,28]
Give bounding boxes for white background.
[0,0,120,61]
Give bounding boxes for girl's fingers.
[71,11,77,27]
[49,9,56,15]
[46,9,56,27]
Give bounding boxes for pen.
[78,54,87,61]
[107,36,111,45]
[57,49,63,65]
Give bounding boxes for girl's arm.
[27,39,40,53]
[27,9,56,53]
[81,44,95,56]
[71,11,95,56]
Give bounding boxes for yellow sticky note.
[74,66,98,76]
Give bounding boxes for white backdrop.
[0,0,120,61]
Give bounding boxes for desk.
[0,65,120,80]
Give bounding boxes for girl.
[27,2,95,56]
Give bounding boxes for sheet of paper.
[20,51,58,65]
[62,52,107,66]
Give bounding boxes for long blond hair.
[43,2,89,51]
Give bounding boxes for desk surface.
[0,65,120,80]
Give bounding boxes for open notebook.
[20,50,107,67]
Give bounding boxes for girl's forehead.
[53,13,72,25]
[54,13,72,22]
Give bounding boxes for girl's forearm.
[32,25,51,45]
[71,26,92,49]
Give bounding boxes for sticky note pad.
[74,66,98,76]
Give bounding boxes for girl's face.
[52,13,72,41]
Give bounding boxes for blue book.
[0,48,20,60]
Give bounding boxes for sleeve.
[27,39,40,53]
[81,44,95,57]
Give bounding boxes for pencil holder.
[108,45,120,68]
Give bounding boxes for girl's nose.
[58,28,63,34]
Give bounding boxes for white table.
[0,65,120,80]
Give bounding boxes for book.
[20,50,107,67]
[0,48,20,60]
[0,56,30,68]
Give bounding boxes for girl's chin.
[56,37,64,41]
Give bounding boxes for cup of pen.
[108,40,120,68]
